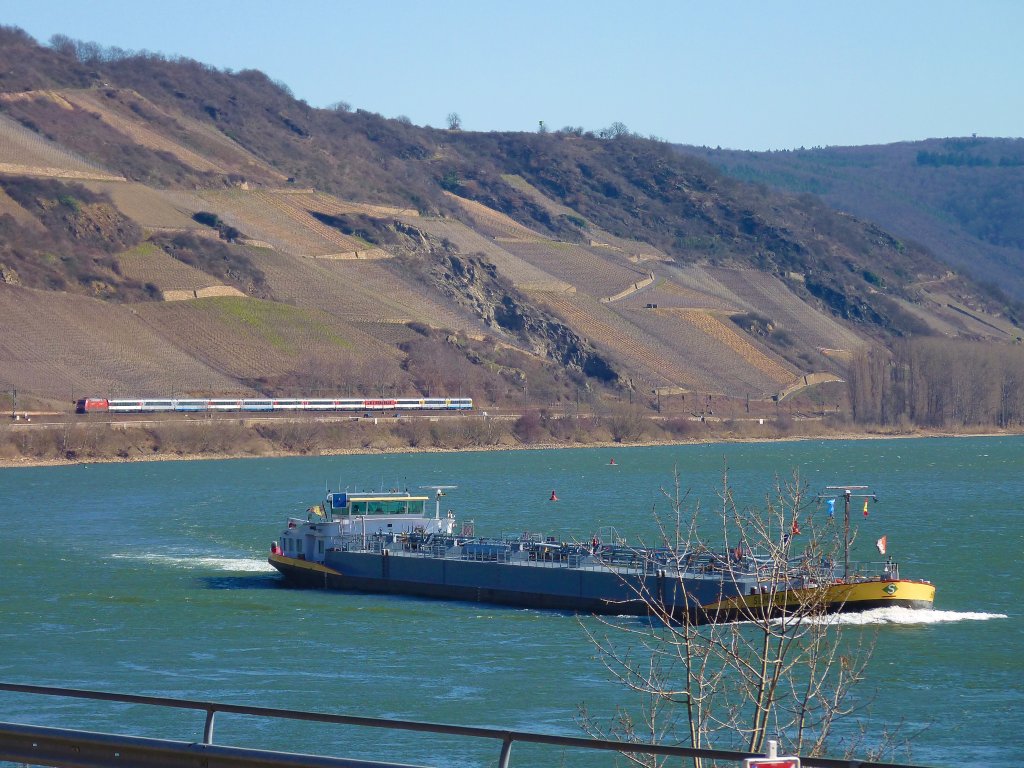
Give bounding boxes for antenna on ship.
[822,485,877,578]
[421,485,457,519]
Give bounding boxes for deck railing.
[0,683,937,768]
[331,533,907,585]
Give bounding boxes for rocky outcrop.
[393,223,619,384]
[0,263,22,285]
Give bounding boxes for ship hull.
[269,552,694,616]
[703,579,936,623]
[268,553,934,623]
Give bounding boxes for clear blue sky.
[6,0,1022,150]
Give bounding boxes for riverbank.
[1,412,1018,468]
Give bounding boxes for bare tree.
[607,403,647,443]
[578,469,889,766]
[850,338,1024,429]
[603,121,631,139]
[446,112,462,131]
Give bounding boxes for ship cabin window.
[346,498,426,516]
[318,540,324,554]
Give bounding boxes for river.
[1,436,1020,767]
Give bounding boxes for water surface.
[1,437,1020,766]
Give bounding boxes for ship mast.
[420,485,457,519]
[823,485,877,578]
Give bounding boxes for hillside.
[0,25,1020,421]
[677,139,1024,302]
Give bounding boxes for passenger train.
[75,397,473,414]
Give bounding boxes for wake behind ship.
[267,486,935,623]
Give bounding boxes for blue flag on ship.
[827,498,836,518]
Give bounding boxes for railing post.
[497,733,513,768]
[203,708,216,744]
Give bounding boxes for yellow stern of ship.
[703,579,935,620]
[268,553,341,577]
[824,579,935,609]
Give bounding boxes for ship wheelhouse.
[272,488,457,565]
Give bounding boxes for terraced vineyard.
[669,309,795,383]
[889,295,963,337]
[250,249,409,320]
[537,292,704,390]
[0,284,242,398]
[706,268,865,353]
[321,260,485,333]
[117,243,225,295]
[612,303,792,395]
[249,248,480,334]
[84,181,199,230]
[161,190,344,256]
[117,92,286,182]
[660,264,754,310]
[309,192,419,219]
[615,278,741,312]
[133,296,398,381]
[913,288,1021,340]
[351,321,422,346]
[261,190,380,256]
[2,52,985,414]
[0,110,121,179]
[60,90,226,174]
[502,240,651,299]
[445,192,545,241]
[405,216,571,291]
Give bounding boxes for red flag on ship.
[876,535,887,555]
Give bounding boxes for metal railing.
[0,683,936,768]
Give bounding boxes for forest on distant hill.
[678,139,1024,301]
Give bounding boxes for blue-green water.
[1,437,1021,767]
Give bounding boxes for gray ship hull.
[270,549,725,618]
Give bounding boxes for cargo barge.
[267,486,935,623]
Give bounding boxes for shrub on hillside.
[662,416,704,439]
[512,410,546,443]
[310,211,398,247]
[606,405,648,443]
[0,178,156,301]
[192,211,243,242]
[151,232,271,299]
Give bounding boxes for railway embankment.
[1,412,1014,468]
